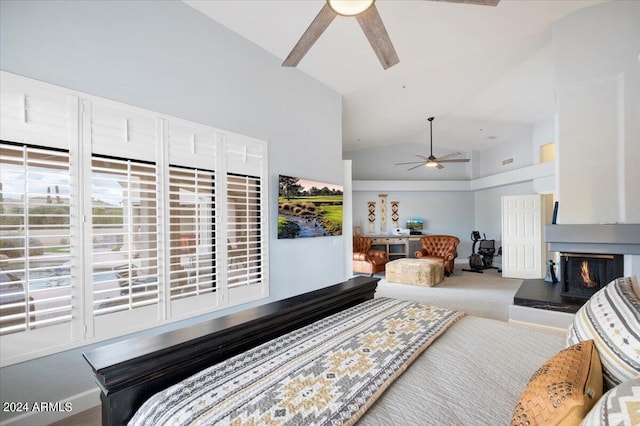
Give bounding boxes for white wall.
[345,142,471,181]
[472,131,534,178]
[353,191,475,257]
[532,118,555,164]
[474,181,536,249]
[0,1,343,424]
[554,1,640,224]
[350,116,557,258]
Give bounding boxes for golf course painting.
[278,175,343,239]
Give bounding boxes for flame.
[580,261,597,288]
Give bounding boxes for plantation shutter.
[0,143,72,335]
[168,166,216,301]
[166,119,218,169]
[226,173,262,288]
[1,72,270,364]
[88,99,161,329]
[223,134,268,302]
[89,100,157,162]
[0,74,72,150]
[165,119,220,313]
[91,157,159,319]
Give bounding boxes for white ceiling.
[184,0,604,154]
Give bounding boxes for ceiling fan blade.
[430,0,500,6]
[408,163,426,171]
[398,116,470,171]
[282,4,337,67]
[355,4,400,70]
[438,158,471,163]
[395,161,426,165]
[435,151,462,161]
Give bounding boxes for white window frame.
[0,71,269,365]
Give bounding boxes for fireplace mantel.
[545,224,640,255]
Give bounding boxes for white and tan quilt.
[129,298,465,426]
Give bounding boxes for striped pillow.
[568,276,640,390]
[580,377,640,426]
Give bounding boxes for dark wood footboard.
[83,276,379,426]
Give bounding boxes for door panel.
[501,194,544,279]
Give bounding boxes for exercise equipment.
[462,231,498,274]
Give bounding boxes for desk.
[368,235,425,261]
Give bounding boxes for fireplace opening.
[560,253,623,299]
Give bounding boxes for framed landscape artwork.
[278,175,343,239]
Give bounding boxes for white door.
[501,194,545,279]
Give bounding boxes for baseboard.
[0,387,100,426]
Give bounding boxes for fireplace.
[560,253,624,299]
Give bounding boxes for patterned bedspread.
[129,298,465,426]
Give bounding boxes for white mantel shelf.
[545,224,640,255]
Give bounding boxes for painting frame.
[277,175,343,239]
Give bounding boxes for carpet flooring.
[375,268,521,322]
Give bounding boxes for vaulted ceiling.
[185,0,605,154]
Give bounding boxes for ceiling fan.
[395,117,470,170]
[282,0,500,70]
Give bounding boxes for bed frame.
[83,276,379,426]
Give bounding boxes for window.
[0,143,72,336]
[539,142,555,163]
[91,156,159,318]
[226,173,262,288]
[168,166,215,300]
[0,72,268,364]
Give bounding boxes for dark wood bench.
[83,276,379,425]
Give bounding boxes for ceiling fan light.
[425,161,438,168]
[327,0,374,17]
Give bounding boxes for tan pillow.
[511,340,603,426]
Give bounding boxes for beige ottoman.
[385,258,445,287]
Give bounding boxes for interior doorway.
[501,194,554,279]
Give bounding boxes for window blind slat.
[91,156,159,320]
[226,173,263,290]
[168,166,216,301]
[0,144,72,336]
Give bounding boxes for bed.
[83,275,567,425]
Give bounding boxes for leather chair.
[414,235,460,276]
[353,236,389,276]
